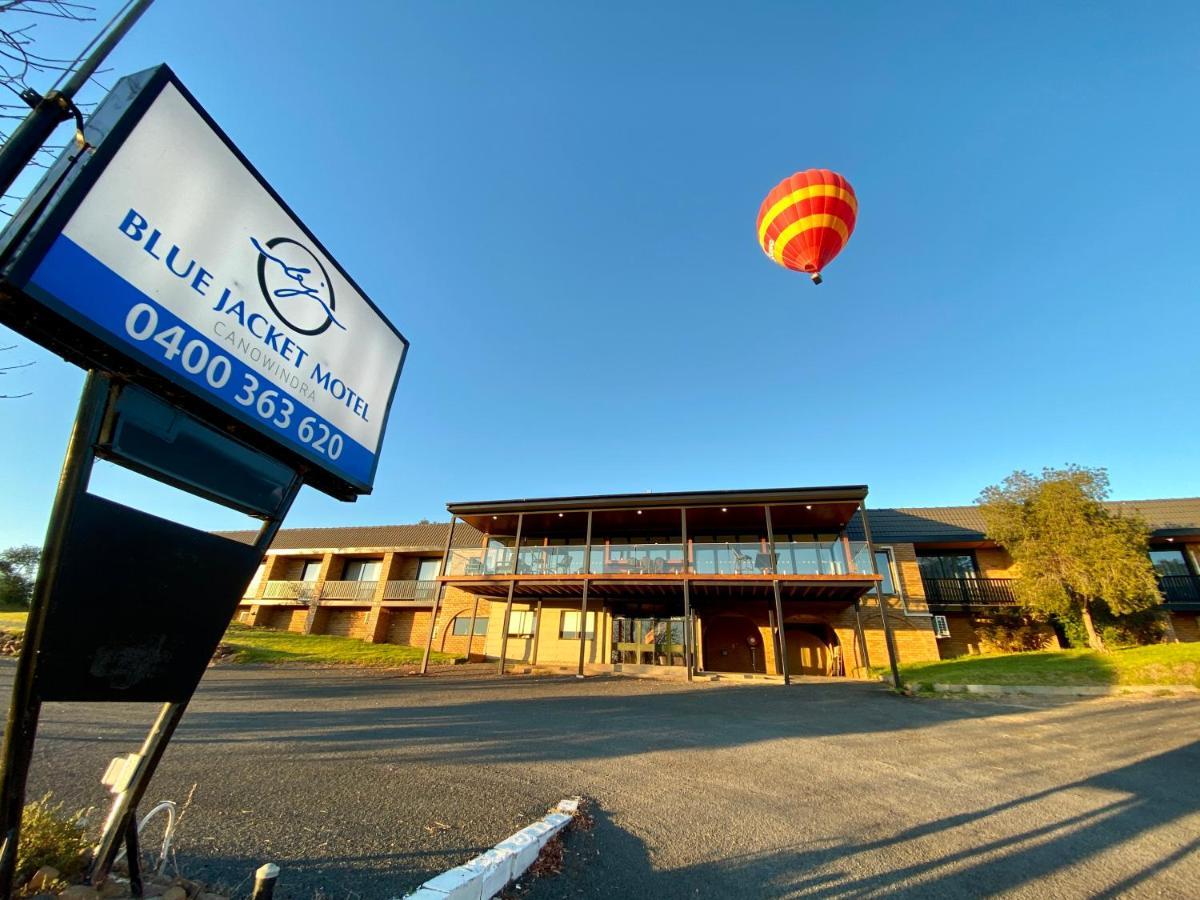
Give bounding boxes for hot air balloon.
[756,169,857,284]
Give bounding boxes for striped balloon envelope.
[756,169,857,284]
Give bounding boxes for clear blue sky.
[3,0,1199,547]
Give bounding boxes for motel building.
[230,486,1200,680]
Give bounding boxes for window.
[933,615,951,638]
[300,560,322,581]
[559,610,596,640]
[452,615,489,636]
[417,558,442,582]
[916,552,977,580]
[1149,549,1192,577]
[507,610,535,636]
[343,559,382,581]
[874,549,899,595]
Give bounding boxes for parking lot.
[12,662,1200,898]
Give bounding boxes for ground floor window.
[560,610,596,639]
[451,615,488,636]
[611,616,685,666]
[507,610,535,637]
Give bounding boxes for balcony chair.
[754,551,775,574]
[730,546,753,575]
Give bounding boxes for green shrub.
[974,611,1054,652]
[16,794,90,888]
[1056,607,1165,649]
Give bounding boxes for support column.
[497,582,515,675]
[765,507,790,684]
[302,552,336,635]
[853,598,871,674]
[464,594,481,661]
[531,600,543,665]
[681,508,692,681]
[496,515,524,675]
[576,511,593,678]
[421,517,458,674]
[860,503,902,690]
[365,550,397,644]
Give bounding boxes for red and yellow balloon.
[756,169,857,284]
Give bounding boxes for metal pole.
[859,502,902,690]
[421,517,457,675]
[0,0,156,198]
[123,814,142,898]
[0,372,110,898]
[497,582,515,676]
[251,863,279,900]
[765,507,790,684]
[576,511,592,678]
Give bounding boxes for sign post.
[0,64,408,896]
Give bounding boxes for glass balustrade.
[771,541,871,575]
[444,546,515,575]
[515,545,587,575]
[689,542,775,575]
[589,544,687,575]
[444,540,874,576]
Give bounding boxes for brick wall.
[386,609,430,646]
[320,608,371,639]
[976,546,1016,577]
[935,611,1060,658]
[1171,613,1200,643]
[843,595,942,672]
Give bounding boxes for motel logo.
[251,236,346,336]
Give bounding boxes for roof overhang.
[448,485,869,535]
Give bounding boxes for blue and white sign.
[3,67,408,495]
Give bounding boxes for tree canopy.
[0,545,40,608]
[977,466,1161,651]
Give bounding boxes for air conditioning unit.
[933,615,951,639]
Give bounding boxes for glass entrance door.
[612,616,686,666]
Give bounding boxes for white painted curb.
[401,799,580,900]
[922,682,1200,697]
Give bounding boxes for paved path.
[8,662,1200,898]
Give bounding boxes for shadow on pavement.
[532,741,1200,898]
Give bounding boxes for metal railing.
[320,580,378,601]
[922,577,1019,608]
[383,579,438,601]
[1158,574,1200,607]
[262,580,318,601]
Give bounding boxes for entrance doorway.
[784,624,840,676]
[702,615,766,674]
[611,616,686,666]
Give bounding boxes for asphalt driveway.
[8,662,1200,898]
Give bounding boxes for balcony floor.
[440,572,880,603]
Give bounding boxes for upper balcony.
[440,486,883,602]
[921,573,1200,612]
[445,539,873,577]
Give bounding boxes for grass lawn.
[220,622,458,668]
[0,607,28,632]
[895,643,1200,688]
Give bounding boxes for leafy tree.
[977,466,1161,651]
[0,544,40,608]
